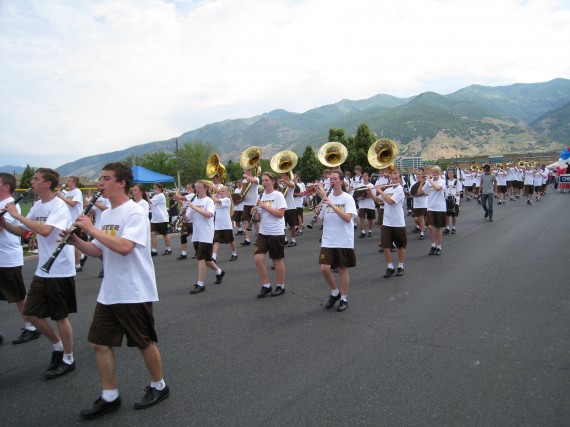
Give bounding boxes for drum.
[446,195,456,215]
[410,181,421,197]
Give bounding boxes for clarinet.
[171,194,197,228]
[306,187,333,229]
[40,190,102,273]
[0,188,33,218]
[246,190,263,231]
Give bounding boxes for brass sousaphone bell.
[270,150,298,197]
[367,138,398,170]
[317,142,349,168]
[235,146,262,204]
[206,153,227,183]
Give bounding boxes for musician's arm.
[189,204,214,218]
[2,206,53,237]
[260,205,285,218]
[324,200,352,223]
[70,214,133,257]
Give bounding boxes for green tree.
[19,165,35,189]
[297,145,321,182]
[177,141,214,184]
[121,153,143,167]
[349,123,376,173]
[139,150,176,180]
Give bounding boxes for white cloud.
[1,0,569,168]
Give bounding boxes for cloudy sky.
[1,0,569,169]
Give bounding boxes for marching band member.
[515,164,524,198]
[411,169,427,240]
[523,164,535,205]
[232,180,245,236]
[149,184,171,256]
[187,180,225,294]
[352,166,364,194]
[280,172,298,247]
[252,172,288,298]
[375,167,391,238]
[473,168,482,204]
[443,168,463,234]
[239,168,260,246]
[479,164,498,221]
[57,176,86,271]
[132,184,151,218]
[173,183,195,260]
[316,169,357,312]
[506,163,517,200]
[463,169,474,201]
[496,166,508,205]
[533,165,546,202]
[211,186,238,261]
[416,166,446,255]
[344,171,353,195]
[355,172,376,238]
[293,173,305,235]
[374,171,407,278]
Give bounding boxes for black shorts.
[498,185,507,194]
[151,222,169,235]
[214,230,234,244]
[232,210,243,222]
[193,242,214,261]
[0,266,27,303]
[284,209,298,227]
[412,208,427,218]
[426,211,446,228]
[296,207,304,217]
[23,275,77,321]
[241,205,255,222]
[517,181,524,189]
[506,181,514,188]
[381,226,407,249]
[88,302,157,349]
[254,234,285,260]
[534,186,542,193]
[358,208,376,220]
[319,248,356,268]
[446,204,460,217]
[525,184,534,195]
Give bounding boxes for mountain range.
[5,78,569,179]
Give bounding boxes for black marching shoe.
[384,268,395,278]
[271,286,285,297]
[45,360,75,380]
[412,227,420,234]
[80,255,88,267]
[325,293,341,309]
[240,240,251,246]
[429,247,436,256]
[396,267,404,277]
[80,396,122,420]
[189,284,205,294]
[358,232,366,239]
[46,351,63,371]
[336,300,348,312]
[287,241,297,247]
[419,234,425,240]
[134,385,170,410]
[176,254,187,260]
[442,228,450,235]
[229,254,238,261]
[451,229,456,234]
[12,328,40,344]
[257,286,272,298]
[215,271,225,284]
[151,251,158,257]
[162,249,172,255]
[98,269,105,278]
[434,248,442,256]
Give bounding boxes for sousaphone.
[206,153,227,183]
[234,146,262,204]
[367,138,398,170]
[270,150,298,197]
[317,142,348,168]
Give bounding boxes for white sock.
[398,263,404,269]
[262,283,271,288]
[181,251,187,255]
[25,323,36,331]
[331,289,339,297]
[212,253,217,261]
[63,353,74,364]
[197,281,204,286]
[75,264,81,268]
[341,295,348,302]
[102,389,119,402]
[151,379,166,391]
[53,341,64,352]
[276,284,284,289]
[232,251,237,256]
[80,254,86,260]
[437,245,442,249]
[387,263,394,269]
[215,268,222,275]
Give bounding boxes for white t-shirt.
[524,170,535,185]
[506,167,517,181]
[92,200,158,304]
[150,193,169,223]
[93,197,111,229]
[515,168,523,181]
[533,170,544,186]
[259,190,287,235]
[243,177,260,206]
[464,173,474,187]
[183,193,197,223]
[294,182,306,208]
[320,192,357,249]
[496,171,507,186]
[136,199,150,218]
[356,183,375,210]
[422,178,447,212]
[446,179,463,205]
[233,188,244,212]
[381,186,406,227]
[214,197,232,230]
[62,188,83,220]
[25,197,75,278]
[191,197,215,243]
[412,191,428,209]
[0,197,24,267]
[283,183,296,210]
[352,175,364,195]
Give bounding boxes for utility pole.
[176,138,181,190]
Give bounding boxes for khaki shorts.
[319,247,356,268]
[0,266,26,303]
[380,226,407,249]
[23,275,77,321]
[88,302,157,349]
[254,234,285,260]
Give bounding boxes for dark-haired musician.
[356,172,376,238]
[411,169,427,240]
[150,184,172,256]
[1,168,77,379]
[316,170,357,312]
[56,176,86,271]
[280,172,298,247]
[443,169,462,235]
[240,168,260,246]
[416,166,446,255]
[69,162,169,419]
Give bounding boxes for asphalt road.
[1,192,569,426]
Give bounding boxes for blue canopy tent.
[132,165,175,184]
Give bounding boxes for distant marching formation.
[0,139,562,421]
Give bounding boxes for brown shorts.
[377,208,384,225]
[466,185,474,192]
[517,181,524,189]
[541,184,547,192]
[0,266,27,303]
[498,185,507,194]
[232,210,243,222]
[506,181,514,188]
[381,226,407,249]
[180,222,193,235]
[525,184,534,195]
[319,247,356,268]
[151,222,169,235]
[23,275,77,321]
[254,234,285,260]
[358,208,376,220]
[426,211,447,228]
[412,207,427,218]
[284,209,298,227]
[193,241,214,261]
[534,186,542,193]
[88,302,157,349]
[296,207,304,217]
[241,205,255,222]
[214,230,234,244]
